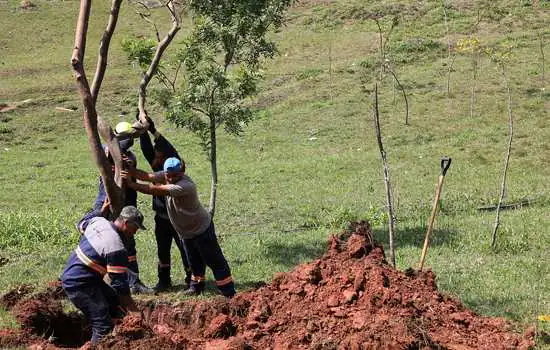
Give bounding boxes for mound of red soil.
[0,221,534,349]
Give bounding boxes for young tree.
[457,36,482,118]
[485,42,515,247]
[441,0,458,98]
[166,0,294,217]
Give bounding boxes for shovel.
[419,157,452,272]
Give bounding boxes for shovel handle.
[440,157,452,176]
[419,157,452,271]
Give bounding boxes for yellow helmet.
[115,121,133,135]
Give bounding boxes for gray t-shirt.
[164,175,211,239]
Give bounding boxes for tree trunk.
[442,0,452,97]
[539,31,545,99]
[447,55,456,98]
[470,55,477,118]
[328,40,333,102]
[372,83,396,267]
[208,116,218,218]
[491,65,514,247]
[71,0,123,216]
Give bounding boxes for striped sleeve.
[106,250,130,295]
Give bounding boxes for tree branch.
[388,68,409,126]
[134,3,161,42]
[171,61,182,92]
[71,0,123,217]
[90,0,122,104]
[191,105,209,116]
[374,18,384,62]
[138,0,181,124]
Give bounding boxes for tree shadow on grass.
[461,294,527,323]
[250,225,457,272]
[373,226,457,249]
[260,239,327,271]
[168,280,268,297]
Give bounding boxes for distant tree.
[441,0,458,98]
[456,36,482,118]
[166,0,294,217]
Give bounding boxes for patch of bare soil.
[0,98,33,113]
[0,222,535,349]
[19,0,35,9]
[292,0,334,9]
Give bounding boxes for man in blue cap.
[62,206,144,345]
[123,157,235,298]
[137,116,193,292]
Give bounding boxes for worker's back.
[61,217,130,294]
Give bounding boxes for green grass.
[1,0,550,347]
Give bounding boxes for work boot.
[184,271,192,290]
[153,279,172,292]
[131,280,155,295]
[180,287,202,297]
[179,282,204,297]
[154,265,172,292]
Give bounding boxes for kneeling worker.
[61,206,145,345]
[123,157,236,298]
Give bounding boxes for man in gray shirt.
[123,157,235,297]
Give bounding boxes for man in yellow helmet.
[76,121,154,295]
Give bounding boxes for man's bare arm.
[124,169,166,184]
[127,181,171,197]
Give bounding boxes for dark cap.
[119,206,146,230]
[118,137,134,152]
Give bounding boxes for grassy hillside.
[1,0,549,343]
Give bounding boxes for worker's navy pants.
[155,215,191,282]
[183,221,235,297]
[63,282,123,345]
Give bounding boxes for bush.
[0,210,77,253]
[390,38,445,63]
[295,68,324,81]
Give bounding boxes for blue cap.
[164,157,182,173]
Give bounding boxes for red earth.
[0,221,535,349]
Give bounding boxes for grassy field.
[1,0,549,346]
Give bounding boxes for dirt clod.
[0,284,33,310]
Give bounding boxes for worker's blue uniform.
[139,131,191,286]
[76,151,140,286]
[61,217,130,345]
